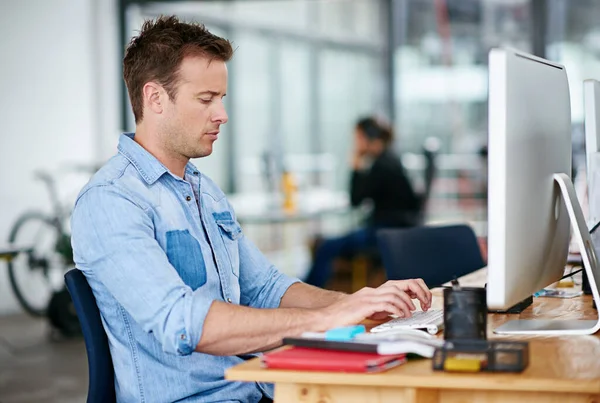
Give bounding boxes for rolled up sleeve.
[71,186,210,356]
[237,235,300,309]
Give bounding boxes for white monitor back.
[487,48,572,310]
[584,79,600,227]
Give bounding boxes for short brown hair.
[123,15,233,124]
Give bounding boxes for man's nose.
[212,102,228,125]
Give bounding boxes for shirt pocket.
[215,219,242,278]
[165,230,207,289]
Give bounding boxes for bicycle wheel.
[7,212,72,317]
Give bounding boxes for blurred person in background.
[70,16,431,403]
[305,116,421,288]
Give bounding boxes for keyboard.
[369,309,444,335]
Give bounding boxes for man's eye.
[200,98,212,104]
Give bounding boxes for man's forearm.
[196,300,328,356]
[280,282,345,309]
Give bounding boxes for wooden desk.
[226,273,600,403]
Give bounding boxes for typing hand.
[317,279,431,329]
[387,279,431,310]
[367,279,431,320]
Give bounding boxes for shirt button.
[227,298,232,303]
[193,171,199,175]
[180,334,186,340]
[186,196,192,201]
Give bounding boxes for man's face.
[159,56,228,159]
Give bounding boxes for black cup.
[443,287,487,340]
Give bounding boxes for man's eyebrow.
[195,90,223,97]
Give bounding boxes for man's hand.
[317,279,431,328]
[351,131,369,170]
[196,279,430,356]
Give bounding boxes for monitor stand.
[488,295,533,314]
[494,173,600,335]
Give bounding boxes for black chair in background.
[419,137,439,219]
[376,224,485,288]
[64,269,116,403]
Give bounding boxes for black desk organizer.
[433,340,529,373]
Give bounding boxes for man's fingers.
[404,280,430,308]
[389,279,432,307]
[350,280,432,323]
[416,278,432,303]
[372,303,402,318]
[394,290,417,313]
[384,281,427,309]
[373,285,417,311]
[400,282,427,304]
[371,292,414,317]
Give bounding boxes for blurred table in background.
[227,189,358,280]
[227,188,351,225]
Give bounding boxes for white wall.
[0,0,120,314]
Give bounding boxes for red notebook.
[261,347,406,373]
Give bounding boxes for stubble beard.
[165,124,213,160]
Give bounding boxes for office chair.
[376,224,485,288]
[421,141,438,207]
[64,269,116,403]
[415,138,439,225]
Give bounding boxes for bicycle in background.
[7,165,98,318]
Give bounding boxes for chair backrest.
[376,225,485,288]
[64,269,116,403]
[421,148,437,208]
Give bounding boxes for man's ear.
[142,82,165,115]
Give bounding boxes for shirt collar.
[117,133,169,185]
[117,133,201,185]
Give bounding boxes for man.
[71,16,431,403]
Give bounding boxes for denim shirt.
[71,133,299,403]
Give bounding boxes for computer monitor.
[485,48,600,335]
[584,79,600,228]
